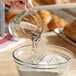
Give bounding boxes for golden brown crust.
[63,20,76,41]
[23,10,53,31]
[37,10,53,31]
[38,10,53,24]
[48,14,69,31]
[37,10,69,31]
[5,12,17,24]
[5,10,69,32]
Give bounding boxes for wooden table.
[0,32,76,76]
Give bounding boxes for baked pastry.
[5,12,17,23]
[38,10,53,31]
[5,9,69,32]
[38,10,53,24]
[48,13,69,31]
[23,10,69,31]
[63,20,76,41]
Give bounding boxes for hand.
[2,0,33,11]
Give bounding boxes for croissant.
[48,13,69,31]
[63,20,76,41]
[38,10,53,31]
[5,12,17,24]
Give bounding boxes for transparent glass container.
[13,44,74,76]
[8,9,43,41]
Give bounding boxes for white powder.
[18,54,68,76]
[39,54,67,64]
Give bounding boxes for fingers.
[11,1,25,11]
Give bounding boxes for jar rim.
[13,44,74,69]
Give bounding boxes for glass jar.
[8,8,43,41]
[13,44,74,76]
